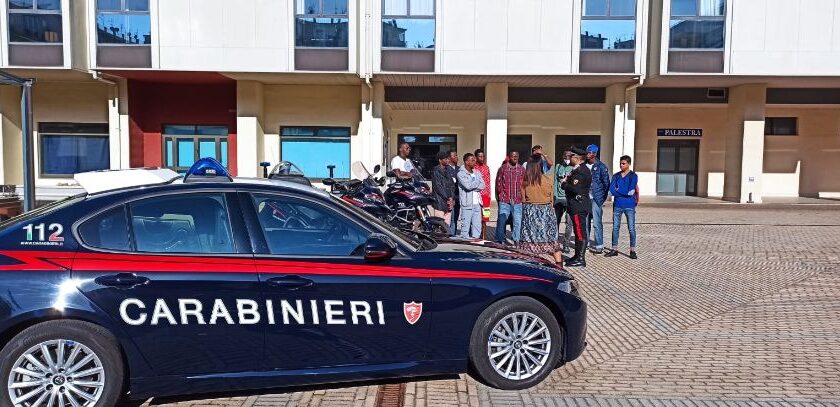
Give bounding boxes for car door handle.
[265,276,314,289]
[95,273,149,289]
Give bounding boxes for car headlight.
[558,279,582,298]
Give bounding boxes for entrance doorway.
[555,135,601,163]
[656,140,699,196]
[398,134,457,179]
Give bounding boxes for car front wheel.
[468,296,562,390]
[0,320,124,407]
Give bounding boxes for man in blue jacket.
[605,155,638,259]
[585,144,610,254]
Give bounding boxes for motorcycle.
[324,162,449,237]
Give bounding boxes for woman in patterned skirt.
[518,154,563,264]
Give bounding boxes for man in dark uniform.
[561,146,593,267]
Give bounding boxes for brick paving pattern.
[139,206,840,407]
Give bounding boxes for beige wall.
[636,105,729,197]
[386,109,486,164]
[263,84,361,171]
[508,109,602,162]
[32,82,111,186]
[0,86,22,185]
[764,106,840,197]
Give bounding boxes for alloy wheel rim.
[487,311,551,381]
[8,339,105,407]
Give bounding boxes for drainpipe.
[89,70,123,170]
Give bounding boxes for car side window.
[252,194,368,256]
[78,206,131,251]
[128,193,235,254]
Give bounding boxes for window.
[669,0,725,49]
[252,194,368,256]
[7,0,62,43]
[129,194,235,254]
[581,0,636,50]
[397,134,456,179]
[163,125,229,173]
[382,0,435,49]
[39,123,110,177]
[295,0,349,48]
[96,0,150,45]
[281,127,350,179]
[78,206,130,251]
[765,117,797,136]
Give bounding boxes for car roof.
[80,174,329,203]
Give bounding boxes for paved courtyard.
[138,205,840,407]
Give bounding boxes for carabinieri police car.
[0,158,586,406]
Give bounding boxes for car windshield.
[330,194,436,251]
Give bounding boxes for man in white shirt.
[390,142,415,179]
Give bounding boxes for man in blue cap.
[585,144,610,254]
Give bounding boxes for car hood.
[414,239,572,280]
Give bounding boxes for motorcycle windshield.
[351,161,372,180]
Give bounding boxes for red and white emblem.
[403,302,423,325]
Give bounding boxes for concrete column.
[601,84,627,174]
[236,81,265,178]
[620,87,638,170]
[723,84,766,203]
[485,83,508,200]
[109,78,130,169]
[355,81,385,176]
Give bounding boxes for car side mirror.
[322,178,336,186]
[373,164,381,174]
[364,233,397,263]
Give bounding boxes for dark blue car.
[0,160,586,406]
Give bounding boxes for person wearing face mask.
[494,150,525,244]
[553,147,575,253]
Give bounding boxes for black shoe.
[589,247,603,255]
[565,258,586,267]
[630,251,637,259]
[604,250,618,257]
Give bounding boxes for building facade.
[0,0,839,203]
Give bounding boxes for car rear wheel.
[0,320,124,407]
[468,296,561,390]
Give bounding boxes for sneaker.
[562,246,571,254]
[589,247,603,255]
[630,251,638,259]
[604,250,618,257]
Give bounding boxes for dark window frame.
[581,0,637,51]
[161,125,230,173]
[668,0,726,50]
[95,0,151,46]
[295,0,350,49]
[7,0,63,44]
[280,126,352,180]
[382,0,435,50]
[38,122,110,178]
[764,117,798,136]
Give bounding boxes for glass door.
[656,140,699,196]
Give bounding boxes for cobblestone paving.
[140,207,840,407]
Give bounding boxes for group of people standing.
[395,141,639,267]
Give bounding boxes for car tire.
[0,320,124,407]
[468,296,562,390]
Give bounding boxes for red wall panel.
[127,80,238,175]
